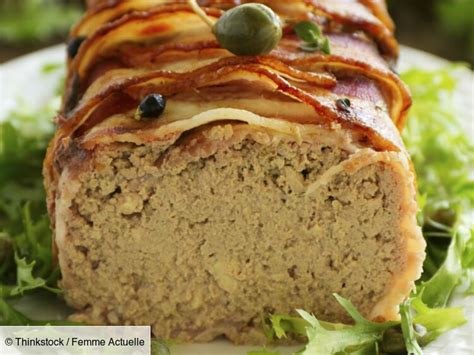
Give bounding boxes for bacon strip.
[63,3,409,130]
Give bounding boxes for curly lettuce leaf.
[402,66,474,210]
[270,295,397,355]
[464,233,474,295]
[400,299,423,354]
[402,66,474,304]
[0,68,59,301]
[0,202,60,298]
[411,292,467,346]
[268,314,311,339]
[11,254,60,296]
[420,224,471,308]
[0,176,53,291]
[264,293,466,355]
[298,296,397,355]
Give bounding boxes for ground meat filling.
[60,125,405,344]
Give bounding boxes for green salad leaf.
[399,299,423,355]
[262,292,466,355]
[420,225,469,308]
[296,296,397,355]
[0,66,59,319]
[411,291,467,346]
[12,252,60,296]
[0,298,31,325]
[0,0,82,43]
[401,67,474,305]
[402,67,474,210]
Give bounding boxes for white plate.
[0,46,473,354]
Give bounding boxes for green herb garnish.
[294,21,331,54]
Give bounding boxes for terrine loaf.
[44,0,426,344]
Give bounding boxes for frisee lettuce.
[402,67,473,309]
[268,297,400,354]
[295,296,397,354]
[411,291,467,346]
[262,291,466,355]
[399,299,423,355]
[419,224,470,308]
[0,67,59,323]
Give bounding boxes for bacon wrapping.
[44,0,425,344]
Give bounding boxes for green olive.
[213,3,282,56]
